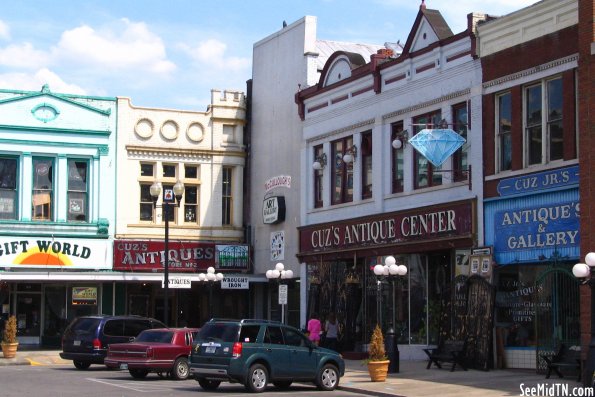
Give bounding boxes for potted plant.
[366,324,389,382]
[1,315,18,358]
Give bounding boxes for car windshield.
[135,330,174,343]
[197,323,240,343]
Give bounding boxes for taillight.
[146,347,153,358]
[232,342,243,357]
[93,338,102,350]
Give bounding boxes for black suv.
[189,319,345,393]
[60,315,166,369]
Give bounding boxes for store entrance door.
[16,293,41,344]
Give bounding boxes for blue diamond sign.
[408,128,466,167]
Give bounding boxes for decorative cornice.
[0,138,110,156]
[307,118,375,143]
[483,54,578,89]
[126,145,246,161]
[382,88,471,120]
[0,124,111,136]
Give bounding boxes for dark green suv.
[189,319,345,393]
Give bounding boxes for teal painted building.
[0,85,117,346]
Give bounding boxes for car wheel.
[171,357,189,380]
[129,369,149,379]
[315,363,339,391]
[73,360,91,370]
[273,381,292,389]
[197,378,221,390]
[244,363,268,393]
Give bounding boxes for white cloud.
[0,68,86,94]
[52,18,176,75]
[179,38,251,72]
[0,20,9,40]
[0,42,50,69]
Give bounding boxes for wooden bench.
[423,340,468,372]
[541,344,581,382]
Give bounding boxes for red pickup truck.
[105,327,199,380]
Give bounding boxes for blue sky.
[0,0,537,111]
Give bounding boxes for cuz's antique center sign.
[299,201,473,253]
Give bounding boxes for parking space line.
[87,378,170,393]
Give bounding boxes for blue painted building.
[0,85,117,346]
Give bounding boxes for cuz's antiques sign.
[299,201,473,253]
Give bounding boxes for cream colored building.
[114,90,250,327]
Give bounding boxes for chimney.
[420,0,426,10]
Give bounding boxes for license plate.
[73,340,81,346]
[205,346,216,354]
[119,363,128,370]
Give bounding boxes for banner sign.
[0,237,110,269]
[493,201,579,255]
[221,276,249,289]
[162,275,192,289]
[263,196,286,224]
[113,240,249,272]
[299,201,473,254]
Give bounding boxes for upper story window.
[361,131,373,199]
[184,165,200,224]
[32,158,54,221]
[525,76,563,166]
[161,163,179,223]
[222,166,232,225]
[452,103,468,182]
[313,145,324,208]
[67,160,88,222]
[139,163,155,222]
[331,137,353,205]
[391,121,405,194]
[0,157,17,220]
[497,92,512,172]
[413,111,442,189]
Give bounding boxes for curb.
[339,385,405,397]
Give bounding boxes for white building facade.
[295,6,486,360]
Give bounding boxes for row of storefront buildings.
[0,0,593,375]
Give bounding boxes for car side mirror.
[129,337,135,342]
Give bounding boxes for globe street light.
[373,255,407,373]
[150,179,184,326]
[572,252,595,386]
[266,262,294,323]
[198,266,224,320]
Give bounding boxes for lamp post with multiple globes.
[149,179,184,326]
[198,266,224,320]
[373,255,408,373]
[266,262,294,324]
[572,252,595,386]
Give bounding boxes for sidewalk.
[340,359,584,397]
[0,349,586,396]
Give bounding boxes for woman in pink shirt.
[307,312,322,345]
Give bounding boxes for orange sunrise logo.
[14,247,73,266]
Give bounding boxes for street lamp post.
[572,252,595,386]
[198,266,224,320]
[373,255,407,373]
[266,262,294,324]
[150,179,184,326]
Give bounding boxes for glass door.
[16,293,41,338]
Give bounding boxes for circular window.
[187,122,204,142]
[160,120,179,140]
[134,118,154,138]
